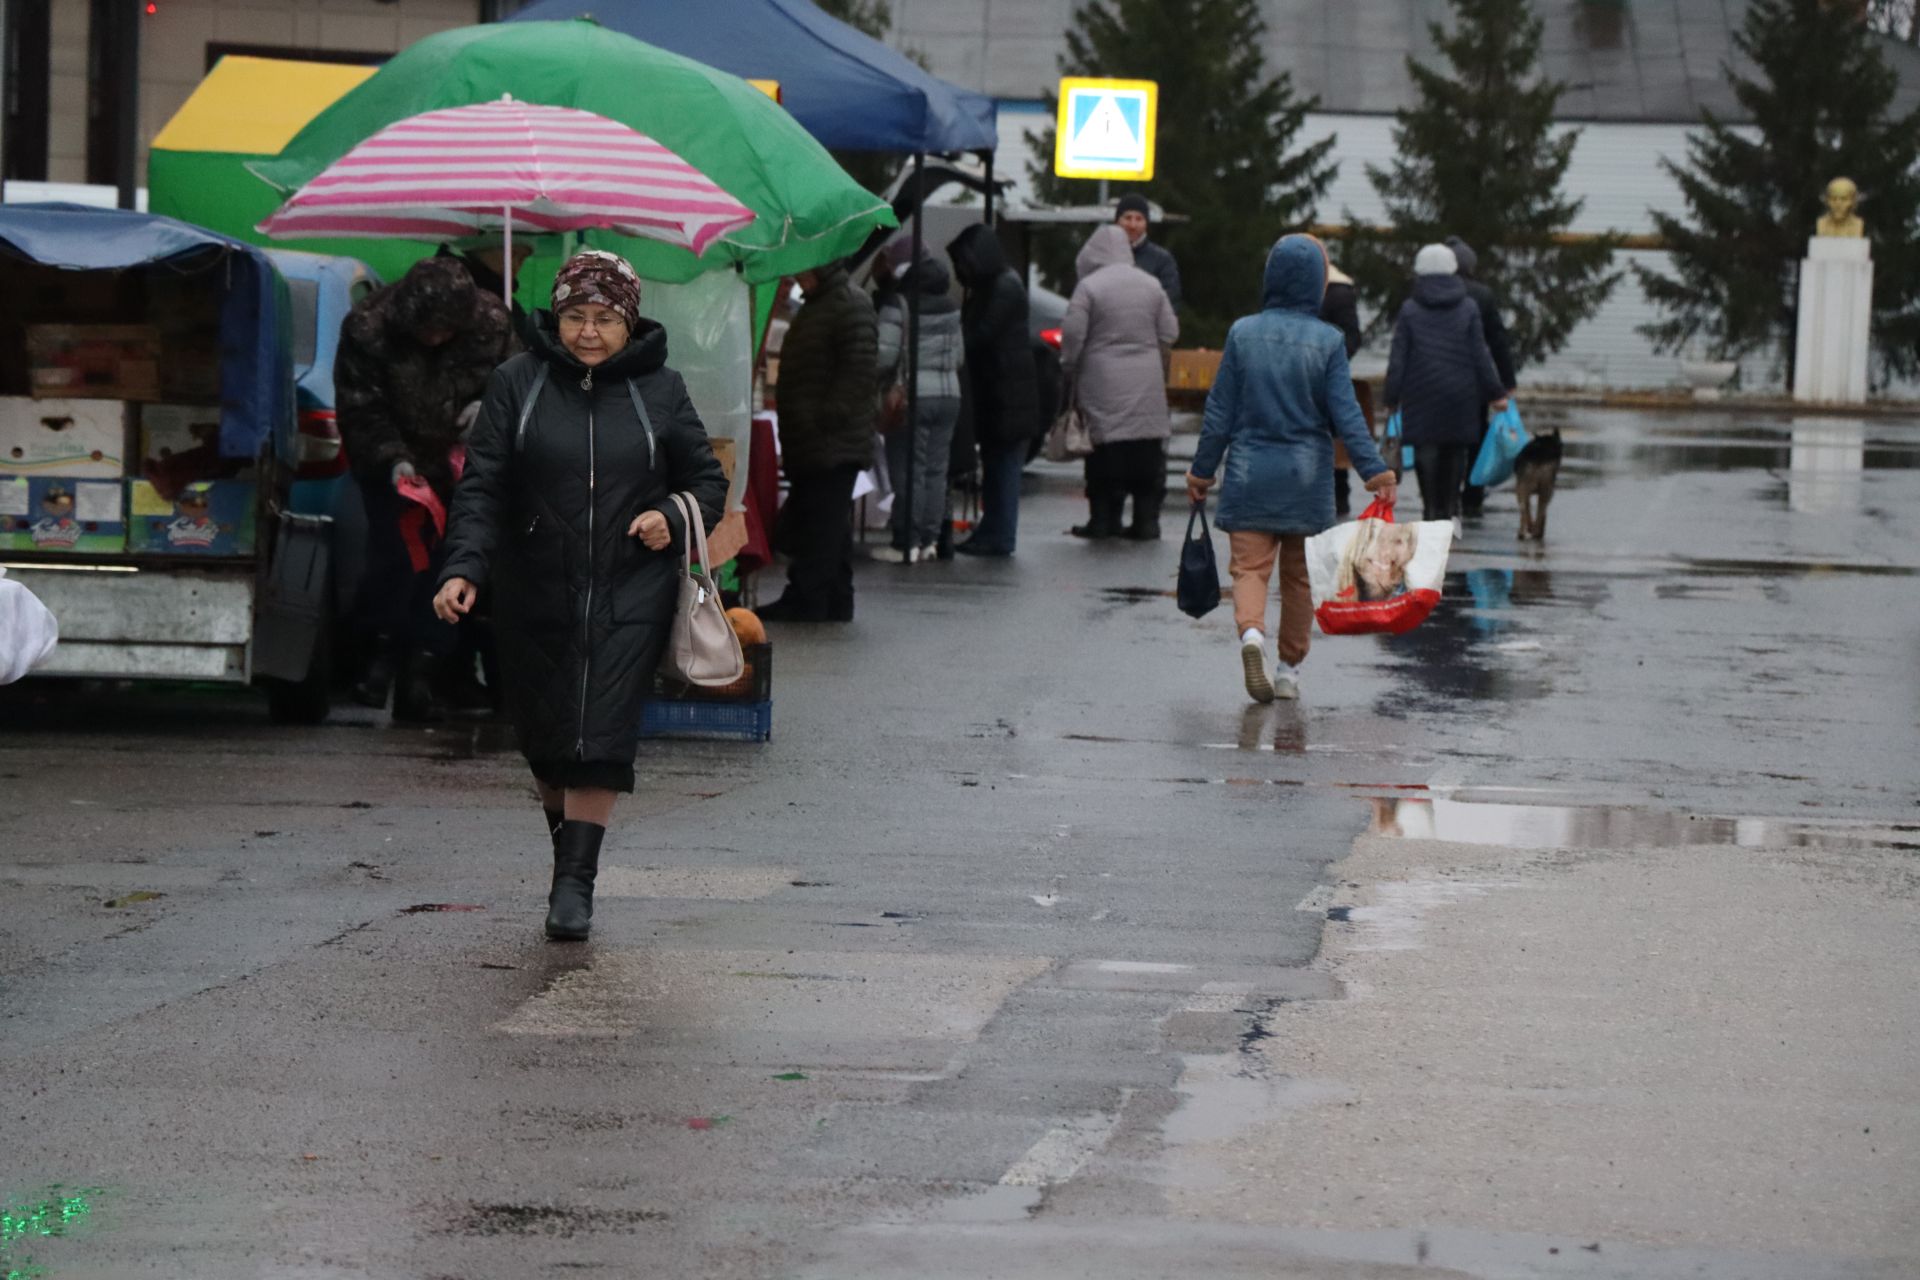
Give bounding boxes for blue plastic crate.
[639,696,772,742]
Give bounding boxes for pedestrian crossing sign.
[1054,78,1158,181]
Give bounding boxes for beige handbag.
[662,492,744,687]
[1042,381,1093,462]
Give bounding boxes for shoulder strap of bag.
[514,364,550,451]
[669,491,715,584]
[624,379,658,470]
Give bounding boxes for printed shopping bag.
[1468,401,1530,489]
[0,567,58,684]
[1176,500,1221,619]
[1305,497,1452,635]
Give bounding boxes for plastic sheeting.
[642,271,754,511]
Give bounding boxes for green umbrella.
[250,19,894,286]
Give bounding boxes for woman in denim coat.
[1186,235,1395,703]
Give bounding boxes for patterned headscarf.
[551,250,641,329]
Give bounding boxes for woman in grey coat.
[1383,243,1508,521]
[1060,224,1180,540]
[874,241,965,562]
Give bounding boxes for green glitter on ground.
[1,1187,103,1280]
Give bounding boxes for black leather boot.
[351,636,398,709]
[1127,492,1165,541]
[392,649,445,723]
[544,820,605,941]
[1071,495,1123,540]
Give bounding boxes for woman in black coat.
[435,250,727,941]
[1383,243,1508,522]
[947,224,1041,556]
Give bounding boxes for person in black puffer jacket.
[762,262,877,620]
[947,224,1040,556]
[1383,243,1508,522]
[1444,236,1518,518]
[435,250,727,942]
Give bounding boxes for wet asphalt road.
[2,407,1917,1279]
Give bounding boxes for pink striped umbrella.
[257,97,759,289]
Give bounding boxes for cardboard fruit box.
[0,475,127,553]
[27,324,162,402]
[126,478,256,556]
[0,397,128,479]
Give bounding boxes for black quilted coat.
[1382,274,1504,448]
[439,313,727,770]
[947,224,1042,445]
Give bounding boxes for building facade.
[2,0,482,193]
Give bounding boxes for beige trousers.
[1228,532,1313,667]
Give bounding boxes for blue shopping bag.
[1176,500,1222,619]
[1469,401,1530,488]
[1383,410,1413,471]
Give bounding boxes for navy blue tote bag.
[1177,501,1222,619]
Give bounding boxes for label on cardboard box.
[127,479,256,556]
[140,404,223,461]
[0,396,128,478]
[0,476,127,553]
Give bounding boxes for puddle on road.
[1670,555,1917,578]
[1564,415,1920,480]
[1368,796,1918,851]
[451,1201,669,1237]
[1097,586,1174,603]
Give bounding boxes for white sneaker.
[1241,642,1275,704]
[1273,661,1301,700]
[867,546,915,564]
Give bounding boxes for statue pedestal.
[1793,237,1872,403]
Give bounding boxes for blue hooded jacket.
[1190,236,1388,535]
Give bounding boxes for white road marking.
[998,1099,1129,1188]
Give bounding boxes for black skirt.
[527,758,636,794]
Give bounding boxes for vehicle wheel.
[266,615,333,725]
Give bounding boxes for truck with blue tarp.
[0,203,335,721]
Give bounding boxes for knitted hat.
[1114,194,1152,221]
[552,249,641,328]
[1413,243,1459,277]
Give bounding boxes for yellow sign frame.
[1053,77,1159,181]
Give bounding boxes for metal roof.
[890,0,1920,123]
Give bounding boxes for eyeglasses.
[558,312,627,333]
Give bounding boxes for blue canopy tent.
[504,0,1001,547]
[0,204,294,464]
[504,0,996,155]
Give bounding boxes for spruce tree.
[1344,0,1619,367]
[1639,0,1920,379]
[1025,0,1336,346]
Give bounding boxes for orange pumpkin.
[709,608,766,698]
[726,607,767,647]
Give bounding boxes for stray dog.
[1514,429,1562,540]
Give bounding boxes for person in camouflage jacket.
[336,256,517,501]
[334,256,518,720]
